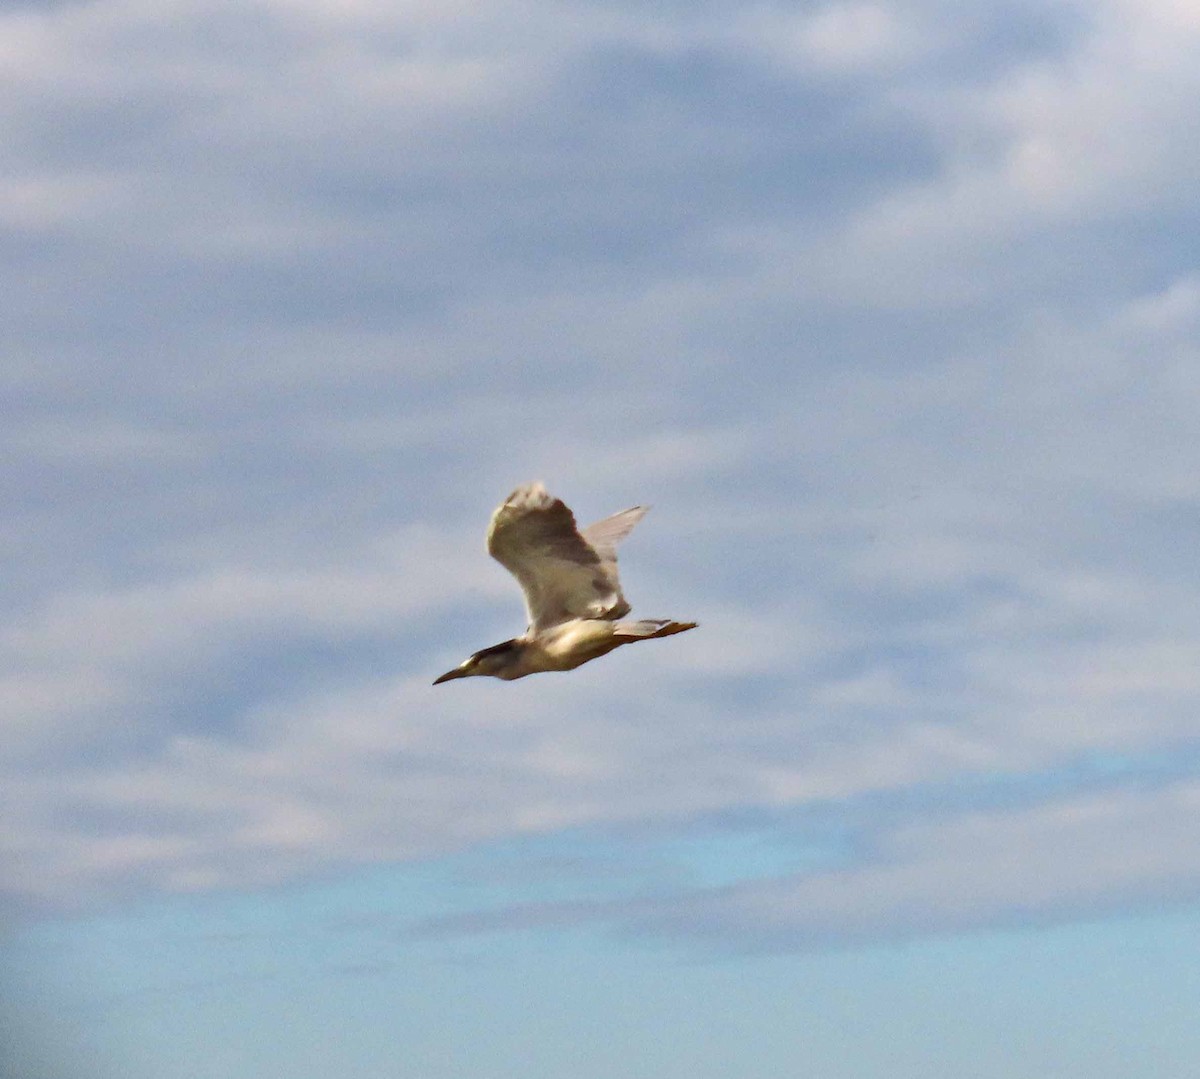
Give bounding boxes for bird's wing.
[581,505,648,557]
[487,483,642,632]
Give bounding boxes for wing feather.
[581,505,648,556]
[487,483,641,631]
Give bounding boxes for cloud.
[7,290,1200,920]
[652,778,1200,948]
[408,773,1200,949]
[2,0,1199,952]
[819,0,1200,304]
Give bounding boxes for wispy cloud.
[404,767,1200,949]
[3,0,1199,952]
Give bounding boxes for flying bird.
[434,482,697,683]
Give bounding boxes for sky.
[4,0,1200,1074]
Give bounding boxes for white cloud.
[0,524,507,757]
[754,2,930,75]
[2,0,1199,949]
[1117,275,1200,336]
[712,0,1196,312]
[674,779,1200,944]
[10,306,1200,914]
[415,777,1200,946]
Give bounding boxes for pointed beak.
[433,666,469,685]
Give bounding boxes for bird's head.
[433,639,523,684]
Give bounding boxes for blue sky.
[4,0,1200,1074]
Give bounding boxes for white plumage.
[434,483,696,683]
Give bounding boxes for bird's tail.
[612,619,698,641]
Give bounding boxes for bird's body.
[434,483,696,683]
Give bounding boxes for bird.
[433,482,697,683]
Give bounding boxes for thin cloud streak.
[407,774,1200,950]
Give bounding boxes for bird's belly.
[536,620,617,670]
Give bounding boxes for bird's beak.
[433,666,469,685]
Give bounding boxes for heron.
[434,482,697,683]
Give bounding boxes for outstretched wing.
[581,505,648,557]
[486,483,646,632]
